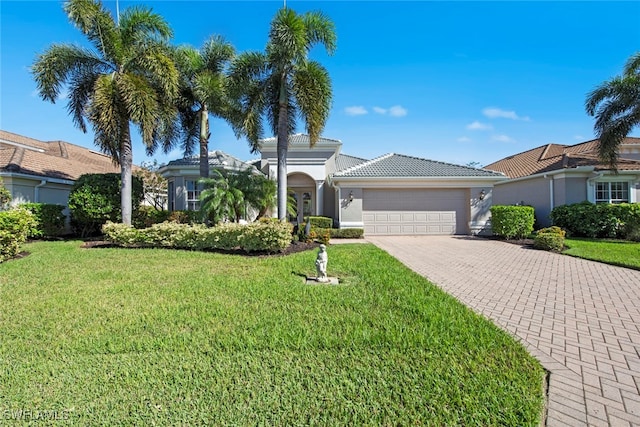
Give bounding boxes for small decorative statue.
[315,244,328,282]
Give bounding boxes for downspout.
[543,174,553,212]
[34,179,47,203]
[336,186,342,228]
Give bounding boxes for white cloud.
[373,106,387,114]
[388,105,408,117]
[56,90,69,101]
[574,135,585,141]
[345,106,368,116]
[457,137,472,143]
[492,134,515,143]
[482,107,530,121]
[466,121,493,131]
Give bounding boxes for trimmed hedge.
[20,203,66,238]
[550,202,640,239]
[103,219,293,253]
[0,208,37,262]
[534,226,566,252]
[330,228,365,239]
[490,205,535,239]
[307,216,333,229]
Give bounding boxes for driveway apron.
[366,235,640,426]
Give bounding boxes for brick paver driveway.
[366,235,640,426]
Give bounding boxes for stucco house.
[0,129,121,207]
[485,137,640,227]
[162,134,507,235]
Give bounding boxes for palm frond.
[303,11,337,54]
[292,60,332,144]
[202,35,235,74]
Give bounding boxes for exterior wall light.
[349,191,354,203]
[479,189,486,200]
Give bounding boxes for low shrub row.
[103,219,293,253]
[21,203,66,238]
[0,208,37,262]
[490,205,535,239]
[330,228,364,239]
[551,201,640,239]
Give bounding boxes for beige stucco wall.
[339,187,363,226]
[493,176,552,226]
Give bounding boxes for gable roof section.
[1,129,120,181]
[335,153,367,172]
[333,153,505,178]
[486,137,640,178]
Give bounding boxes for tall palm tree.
[586,52,640,170]
[228,7,336,221]
[31,0,179,225]
[173,37,236,178]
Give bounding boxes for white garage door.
[363,189,468,235]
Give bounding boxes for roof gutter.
[0,171,74,186]
[494,166,596,185]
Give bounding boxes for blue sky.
[2,1,639,168]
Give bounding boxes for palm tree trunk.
[199,105,209,179]
[277,82,289,222]
[120,124,133,225]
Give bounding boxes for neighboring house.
[0,129,121,208]
[162,134,507,235]
[485,137,640,227]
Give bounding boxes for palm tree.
[199,170,245,223]
[31,0,179,225]
[173,37,236,178]
[586,52,640,170]
[228,7,336,221]
[233,169,277,221]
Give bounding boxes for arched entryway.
[288,172,316,224]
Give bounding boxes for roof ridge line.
[336,153,393,175]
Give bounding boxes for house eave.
[0,171,75,185]
[494,166,640,185]
[330,175,507,188]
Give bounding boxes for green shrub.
[490,205,535,239]
[20,203,66,238]
[0,177,11,209]
[0,208,37,262]
[551,202,639,239]
[132,206,171,229]
[533,226,566,252]
[103,220,293,253]
[307,216,333,229]
[68,173,143,237]
[330,228,365,239]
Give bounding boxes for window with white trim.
[595,181,629,204]
[186,179,200,211]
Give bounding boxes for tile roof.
[333,153,505,178]
[335,153,367,172]
[485,137,640,178]
[259,133,342,148]
[164,150,255,171]
[0,129,121,181]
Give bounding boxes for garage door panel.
[362,189,468,235]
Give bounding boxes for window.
[186,180,200,211]
[595,181,629,204]
[168,181,175,211]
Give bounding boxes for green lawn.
[0,241,545,425]
[564,238,640,270]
